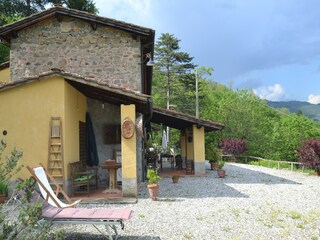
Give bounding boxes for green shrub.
[147,167,161,185]
[0,140,65,239]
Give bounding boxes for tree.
[153,33,195,143]
[154,33,195,111]
[220,138,247,158]
[64,0,98,14]
[269,114,320,161]
[0,14,24,64]
[0,0,48,64]
[0,44,9,63]
[297,139,320,174]
[48,0,98,14]
[0,0,47,17]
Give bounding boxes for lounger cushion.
[42,205,132,221]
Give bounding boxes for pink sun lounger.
[41,204,132,240]
[27,164,133,239]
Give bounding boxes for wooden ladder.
[48,117,65,190]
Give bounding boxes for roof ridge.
[0,6,155,38]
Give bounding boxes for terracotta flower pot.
[217,169,226,178]
[210,162,217,170]
[172,177,179,183]
[0,194,6,204]
[147,184,159,201]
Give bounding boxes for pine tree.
[153,33,195,143]
[154,33,195,112]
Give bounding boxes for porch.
[70,159,208,202]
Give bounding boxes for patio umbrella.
[162,130,167,152]
[86,112,99,166]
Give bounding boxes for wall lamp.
[146,52,155,66]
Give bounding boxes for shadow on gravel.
[65,233,160,240]
[137,163,302,200]
[138,177,249,199]
[224,163,301,185]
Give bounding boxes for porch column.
[180,130,187,161]
[121,104,137,197]
[186,128,194,161]
[192,124,205,174]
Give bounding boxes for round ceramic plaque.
[121,117,134,139]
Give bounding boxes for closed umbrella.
[162,130,167,152]
[86,112,99,166]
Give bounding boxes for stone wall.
[87,99,121,184]
[88,99,144,185]
[10,16,142,91]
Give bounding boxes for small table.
[160,154,174,170]
[100,162,122,193]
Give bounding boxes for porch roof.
[0,69,152,114]
[151,106,225,132]
[0,61,9,70]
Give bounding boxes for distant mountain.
[267,101,320,121]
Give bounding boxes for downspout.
[142,98,153,181]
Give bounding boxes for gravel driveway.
[61,163,320,240]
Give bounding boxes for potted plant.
[146,167,161,200]
[217,160,226,178]
[209,159,217,170]
[172,174,180,183]
[0,181,9,203]
[209,148,222,170]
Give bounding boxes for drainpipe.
[142,98,153,181]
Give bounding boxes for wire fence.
[222,155,305,172]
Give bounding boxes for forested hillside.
[151,33,320,162]
[268,101,320,121]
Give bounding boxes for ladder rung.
[51,175,63,178]
[50,181,64,185]
[49,167,62,170]
[49,116,64,189]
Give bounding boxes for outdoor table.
[100,162,122,193]
[160,153,174,170]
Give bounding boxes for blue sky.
[94,0,320,103]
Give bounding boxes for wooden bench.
[69,161,98,197]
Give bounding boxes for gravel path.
[56,163,320,239]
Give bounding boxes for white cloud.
[253,84,285,101]
[308,94,320,104]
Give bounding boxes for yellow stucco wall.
[64,81,87,176]
[0,77,87,182]
[186,128,194,160]
[0,77,65,180]
[193,125,205,162]
[180,130,187,159]
[121,104,136,179]
[0,67,10,83]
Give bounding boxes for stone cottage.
[0,6,155,197]
[0,6,224,198]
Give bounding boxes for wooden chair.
[175,154,183,169]
[69,161,98,197]
[145,152,158,170]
